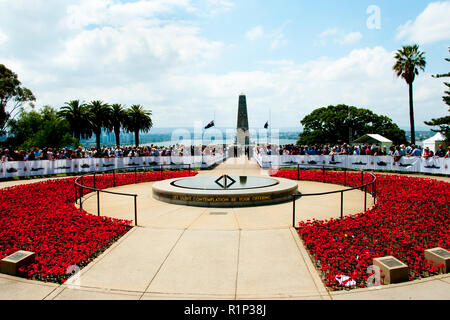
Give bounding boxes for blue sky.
[189,0,448,76]
[0,0,449,131]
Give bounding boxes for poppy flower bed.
[0,170,197,283]
[271,169,450,290]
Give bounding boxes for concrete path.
[0,157,449,300]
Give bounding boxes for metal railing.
[74,164,192,226]
[270,164,377,228]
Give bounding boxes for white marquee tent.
[422,132,446,153]
[353,134,393,150]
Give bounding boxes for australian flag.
[264,121,269,129]
[205,120,215,129]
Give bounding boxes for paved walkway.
[0,157,449,300]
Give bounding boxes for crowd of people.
[257,143,450,159]
[2,142,450,163]
[0,144,223,162]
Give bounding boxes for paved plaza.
[0,157,449,300]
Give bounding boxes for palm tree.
[393,44,426,145]
[124,105,153,147]
[110,104,127,147]
[86,100,112,151]
[58,100,91,141]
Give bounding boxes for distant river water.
[142,139,298,147]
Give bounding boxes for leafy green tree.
[297,104,407,145]
[110,103,127,147]
[425,47,450,143]
[58,100,91,141]
[86,100,112,151]
[393,44,426,145]
[0,64,36,135]
[124,105,153,147]
[7,106,76,150]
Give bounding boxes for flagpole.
[269,108,271,145]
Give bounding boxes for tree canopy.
[393,44,426,145]
[86,100,112,150]
[7,106,76,150]
[58,100,92,141]
[297,104,407,146]
[425,47,450,143]
[124,105,153,147]
[110,103,127,147]
[0,64,36,135]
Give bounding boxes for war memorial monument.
[152,94,298,207]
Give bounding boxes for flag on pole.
[264,121,269,129]
[205,120,215,129]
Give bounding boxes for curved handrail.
[74,163,192,191]
[292,173,376,198]
[273,163,376,196]
[73,164,192,226]
[270,164,378,227]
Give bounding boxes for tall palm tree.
[393,44,426,145]
[124,105,153,147]
[110,104,127,147]
[58,100,91,141]
[86,100,112,151]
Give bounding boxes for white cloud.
[42,46,434,130]
[0,0,223,88]
[397,1,450,44]
[319,28,339,38]
[246,26,264,41]
[257,60,294,67]
[65,0,194,29]
[0,1,442,131]
[319,28,363,46]
[336,32,363,45]
[0,28,7,45]
[52,21,223,77]
[138,46,441,129]
[204,0,234,14]
[270,33,287,49]
[269,21,291,49]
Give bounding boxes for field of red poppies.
[271,169,450,290]
[0,170,196,283]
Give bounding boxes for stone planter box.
[424,247,450,273]
[373,256,409,285]
[0,251,36,276]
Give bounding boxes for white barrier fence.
[254,154,450,175]
[0,155,225,179]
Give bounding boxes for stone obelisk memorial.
[236,93,250,147]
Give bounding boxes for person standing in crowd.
[46,148,53,160]
[388,146,395,156]
[404,144,412,155]
[329,147,338,156]
[3,149,13,161]
[409,145,422,157]
[445,146,450,158]
[393,146,402,163]
[373,146,384,156]
[33,148,42,160]
[422,147,433,159]
[435,144,446,158]
[27,149,35,160]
